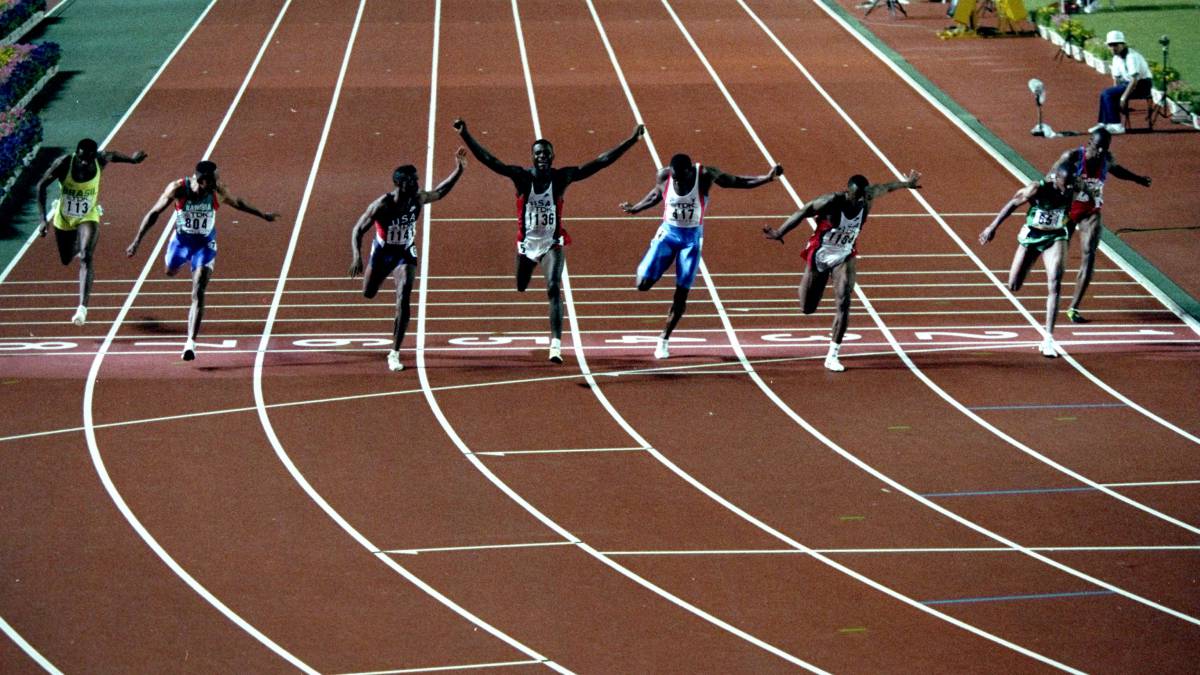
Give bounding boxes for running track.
[1,1,1198,672]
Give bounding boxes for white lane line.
[336,660,545,675]
[472,447,649,457]
[5,338,1186,446]
[382,542,577,556]
[688,0,1200,626]
[805,0,1200,337]
[589,2,1077,672]
[247,1,559,670]
[602,545,1200,556]
[426,213,997,222]
[0,614,62,674]
[409,2,826,672]
[737,1,1200,518]
[590,1,1080,667]
[0,1,219,285]
[79,2,316,672]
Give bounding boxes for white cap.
[1106,30,1126,45]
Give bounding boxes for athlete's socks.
[826,341,841,359]
[654,337,669,360]
[548,337,563,364]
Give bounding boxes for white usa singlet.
[814,201,864,273]
[662,164,706,229]
[519,180,559,260]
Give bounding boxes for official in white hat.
[1090,29,1151,134]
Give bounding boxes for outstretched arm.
[979,183,1035,245]
[762,192,835,243]
[420,147,468,204]
[568,124,645,182]
[349,198,383,279]
[216,184,278,222]
[100,149,148,165]
[452,118,523,179]
[127,181,181,257]
[711,164,783,190]
[1107,152,1151,187]
[35,154,69,235]
[866,170,920,201]
[619,168,668,214]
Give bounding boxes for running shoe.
[181,339,196,362]
[654,339,669,360]
[824,355,845,372]
[387,349,404,372]
[70,305,87,326]
[1039,337,1058,358]
[1065,307,1088,323]
[548,345,563,364]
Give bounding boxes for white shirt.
[1110,49,1151,83]
[661,164,706,229]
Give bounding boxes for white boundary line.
[247,1,560,669]
[587,2,1080,670]
[336,660,544,675]
[79,3,316,671]
[0,2,218,284]
[665,0,1200,628]
[0,614,62,674]
[602,545,1200,556]
[405,2,826,671]
[734,1,1200,525]
[803,0,1200,338]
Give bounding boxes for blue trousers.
[1098,79,1151,124]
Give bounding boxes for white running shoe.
[654,339,669,360]
[70,305,87,326]
[1105,123,1126,135]
[387,349,404,371]
[824,355,845,372]
[1039,337,1058,358]
[181,339,196,361]
[548,345,563,364]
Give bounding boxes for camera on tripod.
[1158,35,1170,47]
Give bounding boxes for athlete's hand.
[452,118,467,134]
[125,240,139,257]
[770,165,784,179]
[619,201,636,213]
[262,212,279,222]
[633,124,646,139]
[978,226,996,245]
[349,257,363,279]
[455,146,468,165]
[905,169,922,188]
[762,226,784,243]
[1139,175,1152,187]
[131,151,148,163]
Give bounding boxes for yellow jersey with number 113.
[53,157,102,230]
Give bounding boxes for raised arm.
[568,124,645,182]
[127,181,182,257]
[711,164,783,190]
[1107,152,1151,187]
[452,118,523,179]
[979,182,1036,245]
[419,147,468,205]
[100,149,148,165]
[215,184,278,222]
[619,168,668,214]
[762,191,836,243]
[349,196,383,278]
[35,154,69,234]
[865,170,920,201]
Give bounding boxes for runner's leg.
[798,256,831,315]
[830,257,857,345]
[188,265,212,342]
[1068,212,1101,318]
[1042,240,1067,337]
[392,262,416,351]
[542,247,564,341]
[515,253,536,292]
[75,221,99,308]
[1006,242,1040,292]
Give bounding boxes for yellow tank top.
[53,157,102,230]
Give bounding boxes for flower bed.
[0,41,58,111]
[0,106,41,206]
[0,0,46,46]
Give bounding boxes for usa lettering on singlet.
[519,180,559,260]
[172,185,217,237]
[375,196,419,249]
[814,200,864,273]
[662,164,706,229]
